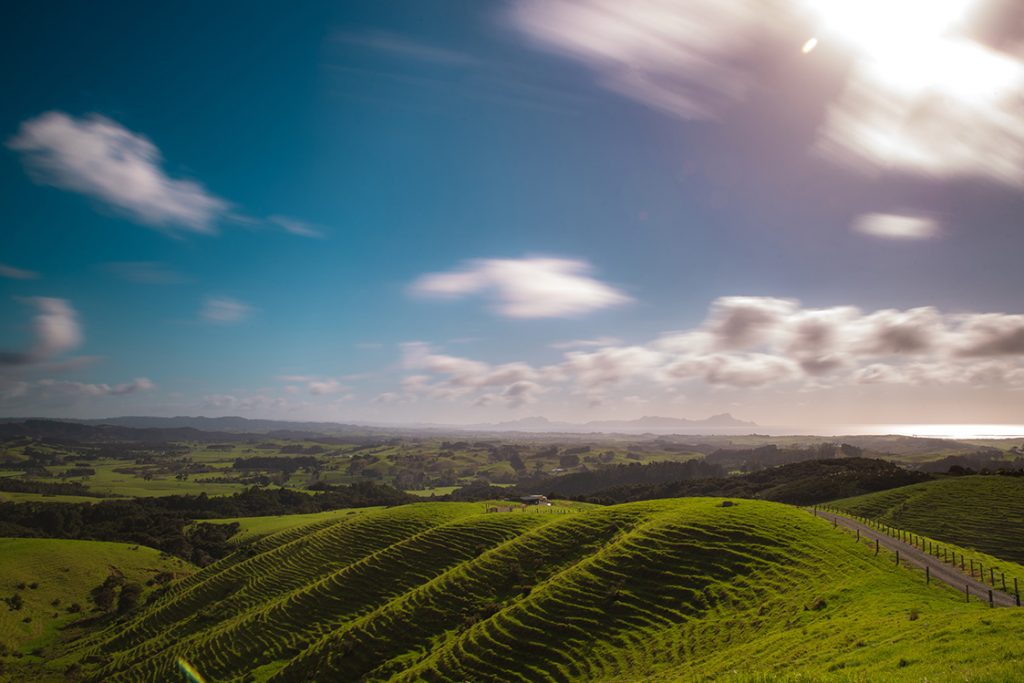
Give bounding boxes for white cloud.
[276,374,353,396]
[509,0,776,120]
[8,112,229,233]
[562,345,665,390]
[201,297,252,324]
[308,379,345,395]
[816,37,1024,188]
[0,264,39,280]
[1,297,82,366]
[268,215,327,239]
[851,213,940,240]
[384,296,1024,408]
[398,342,551,407]
[411,257,630,318]
[508,0,1024,188]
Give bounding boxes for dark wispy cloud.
[268,215,327,239]
[0,376,156,408]
[200,296,253,324]
[0,263,39,280]
[331,30,479,67]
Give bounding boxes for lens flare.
[802,37,818,54]
[176,658,207,683]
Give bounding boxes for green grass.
[0,491,105,504]
[829,475,1024,564]
[197,507,382,544]
[74,462,250,497]
[32,498,1024,683]
[0,539,192,656]
[405,486,459,497]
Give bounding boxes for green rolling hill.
[829,475,1024,564]
[19,499,1017,683]
[0,538,192,657]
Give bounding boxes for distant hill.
[41,500,1024,683]
[465,412,757,433]
[830,474,1024,564]
[80,415,367,435]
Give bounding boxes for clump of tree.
[705,443,844,471]
[0,482,413,564]
[0,477,108,497]
[580,458,932,506]
[527,459,725,498]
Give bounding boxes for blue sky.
[2,0,1023,427]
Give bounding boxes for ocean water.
[843,424,1024,439]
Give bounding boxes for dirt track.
[809,508,1020,608]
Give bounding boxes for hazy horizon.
[3,1,1023,428]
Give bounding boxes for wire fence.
[812,503,1021,608]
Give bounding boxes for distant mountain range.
[461,413,758,434]
[0,413,757,436]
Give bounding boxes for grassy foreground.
[829,475,1024,564]
[0,539,192,657]
[15,498,1016,682]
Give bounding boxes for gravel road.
[809,507,1020,608]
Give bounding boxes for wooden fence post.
[856,529,860,542]
[989,590,994,608]
[1015,578,1020,607]
[896,550,900,565]
[970,559,975,577]
[875,539,879,555]
[926,566,930,585]
[1001,572,1006,591]
[966,583,970,602]
[990,568,995,586]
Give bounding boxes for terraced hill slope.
[830,475,1024,564]
[40,500,1024,682]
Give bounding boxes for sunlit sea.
[836,424,1024,439]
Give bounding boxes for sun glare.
[801,37,818,54]
[804,0,974,56]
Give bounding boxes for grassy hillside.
[830,475,1024,564]
[197,507,382,545]
[0,539,192,656]
[24,499,1019,682]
